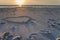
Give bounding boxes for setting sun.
[16,0,25,6]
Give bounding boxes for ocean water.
[0,5,60,8]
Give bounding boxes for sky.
[0,0,60,5]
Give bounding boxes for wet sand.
[0,7,60,40]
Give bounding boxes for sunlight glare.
[16,0,25,6]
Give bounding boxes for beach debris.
[13,36,22,40]
[48,19,56,27]
[48,19,60,30]
[40,30,55,40]
[28,33,38,40]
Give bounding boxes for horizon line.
[0,5,60,6]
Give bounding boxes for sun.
[16,0,24,6]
